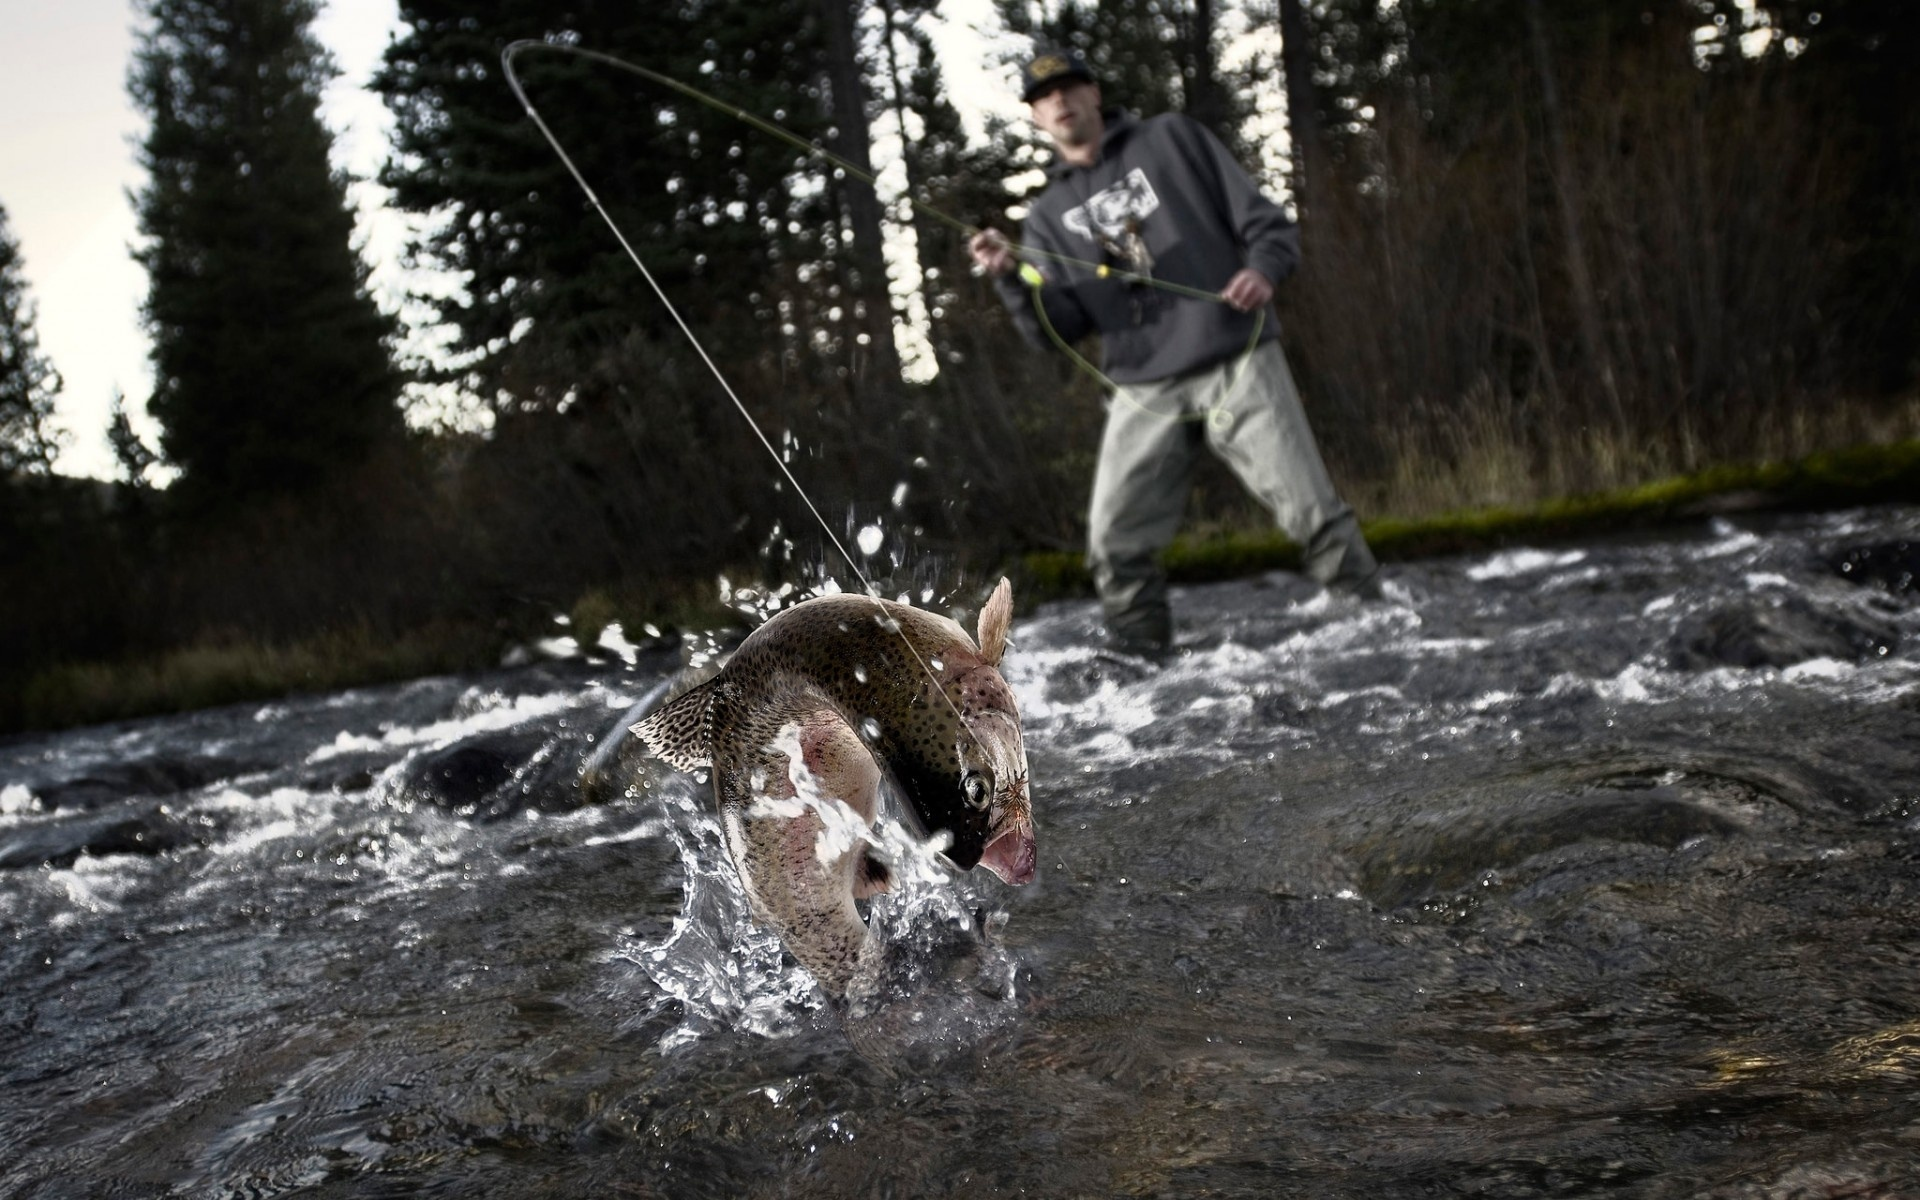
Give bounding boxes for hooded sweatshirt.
[993,109,1300,385]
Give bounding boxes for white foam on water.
[43,853,156,927]
[1402,636,1496,659]
[306,690,579,763]
[1320,684,1408,709]
[200,786,321,859]
[1536,564,1607,590]
[1784,657,1850,681]
[1700,522,1764,557]
[1467,548,1588,581]
[1288,602,1424,658]
[311,731,386,759]
[596,622,642,664]
[1,783,39,818]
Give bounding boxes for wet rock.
[32,753,260,812]
[388,727,591,821]
[1828,538,1920,595]
[1668,597,1896,670]
[1043,651,1161,707]
[299,764,379,794]
[0,802,197,870]
[1354,787,1742,908]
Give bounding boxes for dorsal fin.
[976,577,1013,667]
[632,676,722,771]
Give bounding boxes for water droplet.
[857,524,884,555]
[853,664,868,683]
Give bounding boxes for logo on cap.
[1029,54,1068,81]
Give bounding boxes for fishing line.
[1020,267,1265,431]
[500,40,992,764]
[496,41,1249,374]
[498,40,1255,752]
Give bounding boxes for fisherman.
[970,47,1380,655]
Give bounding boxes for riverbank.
[1023,439,1920,597]
[12,439,1920,735]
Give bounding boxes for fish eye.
[962,771,991,811]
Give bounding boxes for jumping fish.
[633,578,1035,1000]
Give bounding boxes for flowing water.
[4,506,1920,1199]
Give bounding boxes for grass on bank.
[15,622,502,734]
[14,437,1920,735]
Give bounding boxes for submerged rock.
[33,753,260,813]
[1354,786,1743,909]
[0,802,198,870]
[386,727,593,821]
[1668,597,1896,670]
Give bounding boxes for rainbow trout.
[633,578,1035,999]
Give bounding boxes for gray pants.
[1088,339,1376,644]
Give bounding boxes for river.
[3,505,1918,1198]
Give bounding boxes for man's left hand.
[1220,269,1274,313]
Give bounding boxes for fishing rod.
[496,41,1251,393]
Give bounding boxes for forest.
[0,0,1914,731]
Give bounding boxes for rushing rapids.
[3,505,1918,1198]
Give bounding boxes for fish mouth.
[979,823,1036,885]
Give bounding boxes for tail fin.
[631,676,722,771]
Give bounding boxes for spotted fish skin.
[633,579,1034,996]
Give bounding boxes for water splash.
[621,769,1020,1056]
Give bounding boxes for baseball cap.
[1019,48,1095,103]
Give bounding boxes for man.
[969,48,1379,654]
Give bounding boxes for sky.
[0,0,1027,480]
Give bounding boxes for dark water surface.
[5,507,1920,1198]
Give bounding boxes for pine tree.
[1753,0,1919,391]
[0,202,66,477]
[375,0,842,411]
[132,0,401,508]
[872,2,1016,367]
[994,0,1261,153]
[107,390,161,487]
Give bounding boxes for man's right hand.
[969,228,1019,277]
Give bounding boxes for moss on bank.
[12,439,1920,734]
[1016,439,1920,601]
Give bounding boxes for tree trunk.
[818,0,899,388]
[1524,0,1622,432]
[1187,0,1226,134]
[1277,0,1322,216]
